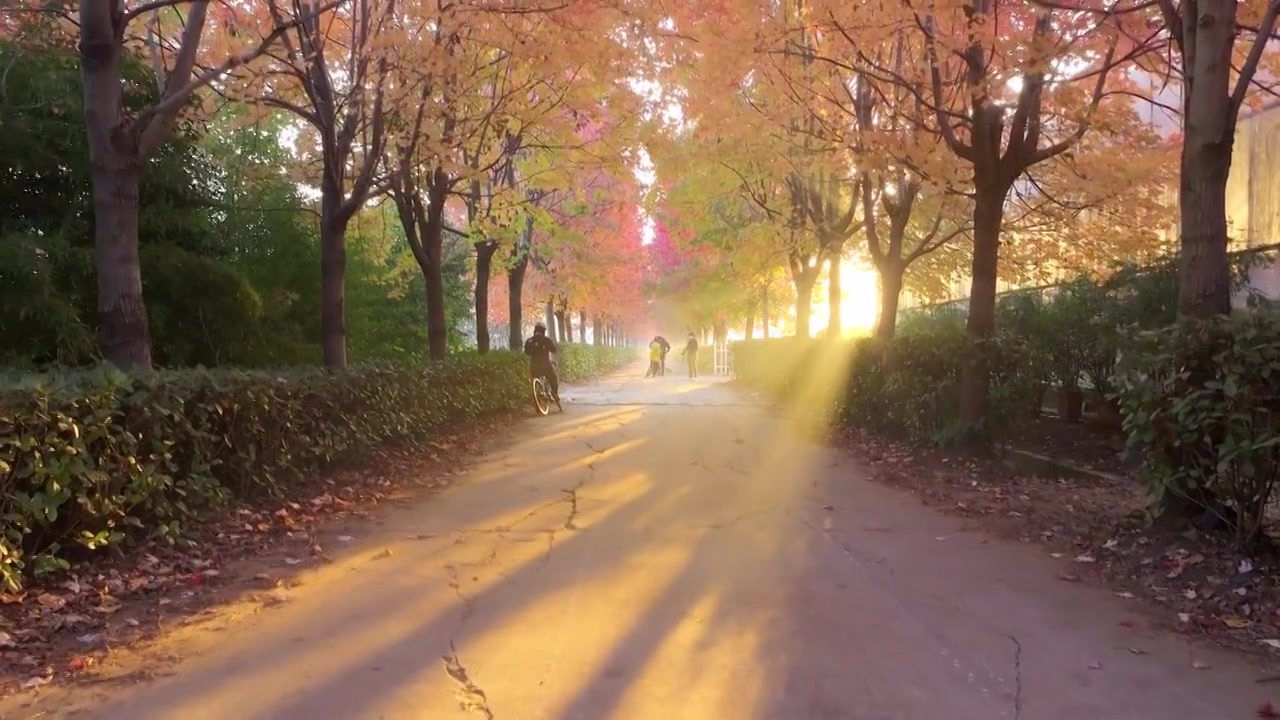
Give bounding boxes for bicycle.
[531,373,562,416]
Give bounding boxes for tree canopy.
[2,0,1274,434]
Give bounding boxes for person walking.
[681,332,699,378]
[645,337,663,378]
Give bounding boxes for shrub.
[1115,311,1280,546]
[732,337,839,398]
[0,353,527,590]
[557,344,637,381]
[733,329,1041,446]
[844,326,1041,445]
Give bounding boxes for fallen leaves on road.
[832,426,1280,665]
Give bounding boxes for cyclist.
[524,322,561,409]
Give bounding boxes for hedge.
[733,330,1041,445]
[0,345,633,590]
[558,344,637,382]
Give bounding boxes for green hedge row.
[733,291,1280,546]
[558,344,637,382]
[0,345,632,590]
[733,330,1040,445]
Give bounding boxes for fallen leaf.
[1059,573,1081,583]
[1075,555,1097,563]
[1178,613,1192,624]
[125,618,140,627]
[337,535,354,543]
[1184,589,1198,600]
[1049,552,1064,559]
[372,548,393,560]
[1241,558,1256,574]
[0,631,15,648]
[1225,617,1253,629]
[1114,592,1135,599]
[1088,661,1103,670]
[1127,647,1148,655]
[20,675,51,689]
[1103,539,1119,550]
[1261,639,1280,650]
[1192,660,1211,670]
[1185,553,1205,566]
[283,558,303,566]
[261,593,291,608]
[36,593,66,611]
[822,517,833,531]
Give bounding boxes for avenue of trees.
[2,0,658,372]
[642,0,1280,434]
[5,0,1280,441]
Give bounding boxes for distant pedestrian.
[681,332,699,378]
[654,335,671,376]
[645,337,663,378]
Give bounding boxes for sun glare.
[810,260,881,336]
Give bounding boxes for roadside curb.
[1002,447,1129,484]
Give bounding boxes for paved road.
[3,364,1270,719]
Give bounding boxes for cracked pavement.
[4,362,1271,719]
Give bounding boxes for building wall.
[905,101,1280,311]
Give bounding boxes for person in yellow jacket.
[645,337,663,378]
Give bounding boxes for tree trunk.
[507,253,527,350]
[319,191,350,369]
[745,299,756,340]
[593,316,602,346]
[827,243,843,339]
[89,160,152,370]
[1177,124,1235,318]
[474,241,498,353]
[762,284,770,339]
[578,310,587,343]
[81,28,152,371]
[957,189,1005,437]
[1163,25,1240,520]
[423,178,448,361]
[555,309,568,343]
[794,273,816,339]
[874,261,904,340]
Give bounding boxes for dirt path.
[2,363,1271,720]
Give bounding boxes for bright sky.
[629,76,684,245]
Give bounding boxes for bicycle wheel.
[532,377,551,416]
